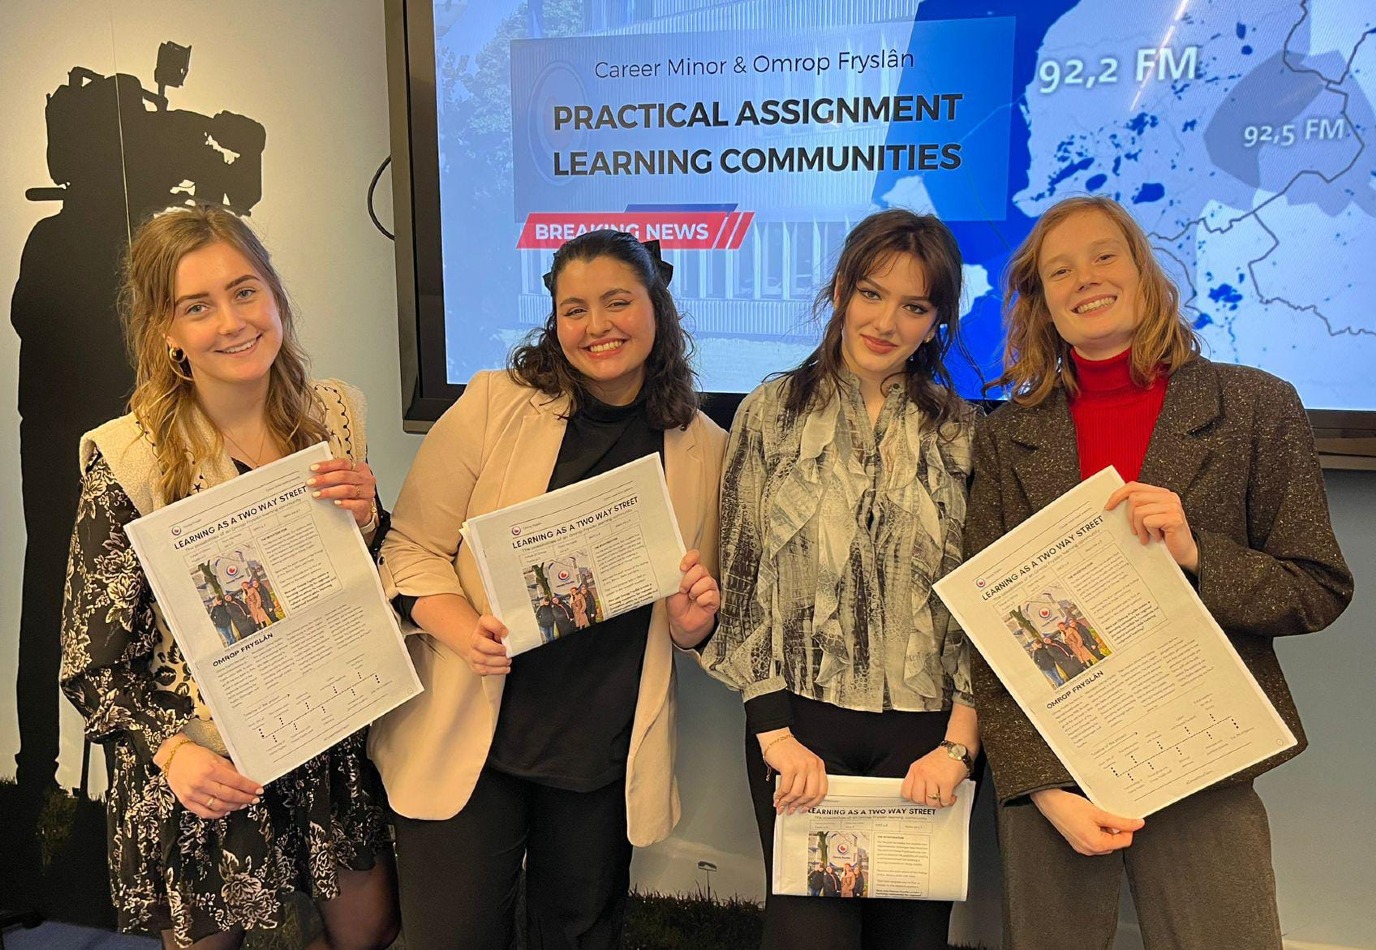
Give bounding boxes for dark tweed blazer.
[967,356,1353,805]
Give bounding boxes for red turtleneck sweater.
[1067,348,1168,482]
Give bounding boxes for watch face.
[945,741,968,759]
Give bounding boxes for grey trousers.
[998,781,1282,950]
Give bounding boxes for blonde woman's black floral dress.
[60,449,390,947]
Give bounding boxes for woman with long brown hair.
[969,195,1352,948]
[368,228,724,950]
[705,209,981,949]
[60,204,398,949]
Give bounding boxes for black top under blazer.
[966,356,1354,805]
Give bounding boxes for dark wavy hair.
[509,229,700,429]
[780,209,975,429]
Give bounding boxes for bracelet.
[760,733,794,758]
[158,735,193,776]
[361,501,379,534]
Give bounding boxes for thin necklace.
[222,425,270,468]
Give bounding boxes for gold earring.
[167,344,192,381]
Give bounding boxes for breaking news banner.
[434,6,1014,393]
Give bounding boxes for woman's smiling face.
[554,255,657,405]
[1037,209,1143,361]
[164,240,283,392]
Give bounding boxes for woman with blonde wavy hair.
[60,204,399,949]
[968,195,1351,949]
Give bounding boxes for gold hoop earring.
[167,345,192,382]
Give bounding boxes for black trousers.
[392,766,632,950]
[746,695,963,950]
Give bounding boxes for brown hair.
[509,228,700,430]
[121,204,327,501]
[780,209,974,429]
[997,195,1199,405]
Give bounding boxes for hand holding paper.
[772,775,974,901]
[461,613,512,676]
[760,731,828,814]
[124,443,421,785]
[901,749,968,809]
[666,548,720,647]
[933,467,1295,818]
[1030,788,1143,856]
[306,457,380,528]
[460,455,690,656]
[158,737,263,820]
[1105,481,1199,573]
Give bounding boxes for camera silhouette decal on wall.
[6,39,267,924]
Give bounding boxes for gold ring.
[207,795,218,809]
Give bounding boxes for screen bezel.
[385,0,1376,467]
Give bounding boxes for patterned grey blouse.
[704,373,975,718]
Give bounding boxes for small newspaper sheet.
[934,467,1294,818]
[124,443,421,785]
[460,453,685,656]
[773,776,974,901]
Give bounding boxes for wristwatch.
[938,740,973,776]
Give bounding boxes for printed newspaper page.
[124,443,421,785]
[773,776,974,901]
[460,453,686,656]
[934,467,1294,818]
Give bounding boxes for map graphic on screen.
[430,0,1375,410]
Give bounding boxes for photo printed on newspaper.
[124,443,421,785]
[773,776,974,901]
[460,453,686,656]
[935,467,1294,818]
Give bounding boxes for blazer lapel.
[496,390,570,507]
[1008,390,1083,511]
[664,418,703,543]
[1138,359,1219,497]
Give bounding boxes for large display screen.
[410,0,1375,416]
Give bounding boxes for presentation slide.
[432,1,1375,409]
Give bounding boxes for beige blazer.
[368,371,725,845]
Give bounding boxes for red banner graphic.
[517,211,754,250]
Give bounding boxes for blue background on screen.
[433,1,1376,410]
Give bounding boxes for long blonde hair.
[997,196,1199,405]
[121,205,327,501]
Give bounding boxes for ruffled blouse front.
[707,373,975,718]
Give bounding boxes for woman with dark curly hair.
[704,210,982,950]
[369,229,725,950]
[60,204,397,949]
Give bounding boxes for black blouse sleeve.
[59,449,193,763]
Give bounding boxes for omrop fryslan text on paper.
[934,467,1293,818]
[124,443,421,785]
